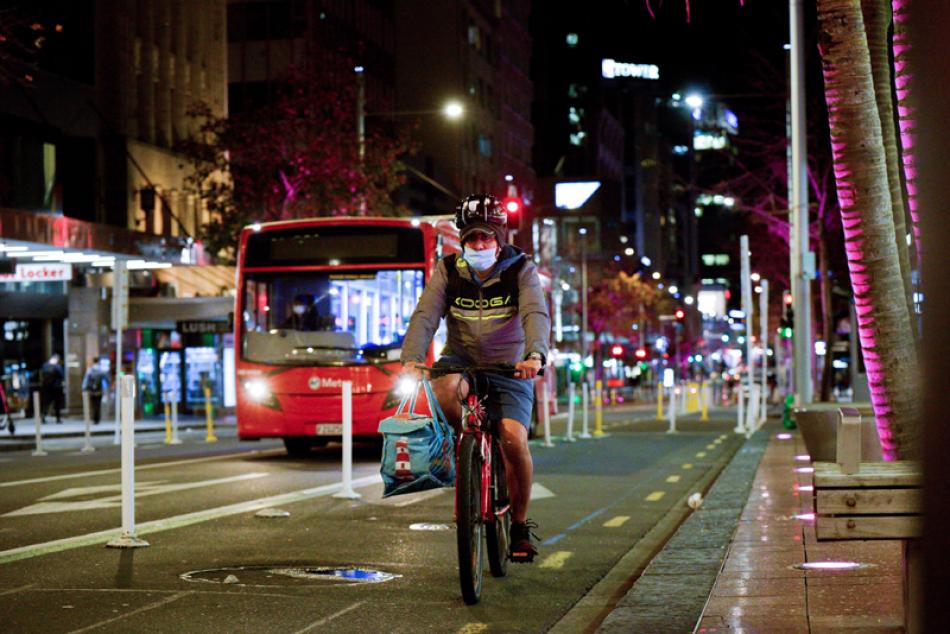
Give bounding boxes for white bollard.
[565,382,576,442]
[667,387,679,434]
[107,376,148,548]
[735,383,746,434]
[679,382,687,415]
[81,391,95,453]
[333,381,361,499]
[579,381,591,439]
[746,383,761,436]
[541,380,554,447]
[31,391,46,457]
[170,400,182,444]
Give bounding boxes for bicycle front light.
[397,376,418,397]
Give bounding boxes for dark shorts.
[434,355,535,430]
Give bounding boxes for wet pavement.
[695,428,904,633]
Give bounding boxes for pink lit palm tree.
[817,0,920,459]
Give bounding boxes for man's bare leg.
[498,418,532,524]
[431,374,468,433]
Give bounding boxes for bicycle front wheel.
[456,433,484,605]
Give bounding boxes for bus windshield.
[241,269,424,365]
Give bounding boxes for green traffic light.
[781,326,793,339]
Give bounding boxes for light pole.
[354,64,464,212]
[789,0,813,404]
[580,227,589,370]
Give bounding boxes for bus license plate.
[316,424,342,435]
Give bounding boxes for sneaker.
[509,519,540,563]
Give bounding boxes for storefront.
[128,297,235,416]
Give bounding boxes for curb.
[0,423,235,452]
[548,434,743,634]
[595,424,771,633]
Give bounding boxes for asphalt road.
[0,407,743,633]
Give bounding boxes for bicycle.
[419,363,536,605]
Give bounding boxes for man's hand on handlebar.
[401,360,423,381]
[514,358,542,380]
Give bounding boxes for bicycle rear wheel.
[456,433,484,604]
[486,438,510,578]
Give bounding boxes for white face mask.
[293,305,306,315]
[463,246,498,272]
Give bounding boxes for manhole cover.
[180,565,401,587]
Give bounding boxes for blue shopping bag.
[378,378,455,497]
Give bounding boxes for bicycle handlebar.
[413,364,544,378]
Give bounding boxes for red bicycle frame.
[454,393,511,524]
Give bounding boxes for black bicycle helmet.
[456,194,507,245]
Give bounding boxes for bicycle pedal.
[508,551,536,563]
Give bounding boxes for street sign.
[111,260,129,330]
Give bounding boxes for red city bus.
[234,216,459,455]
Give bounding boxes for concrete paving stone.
[703,594,807,618]
[808,615,904,632]
[599,609,699,634]
[807,581,903,618]
[612,573,712,608]
[644,546,728,575]
[696,614,810,633]
[708,576,804,598]
[696,616,808,634]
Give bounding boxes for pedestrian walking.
[40,354,65,423]
[82,358,109,424]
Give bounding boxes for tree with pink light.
[816,0,920,459]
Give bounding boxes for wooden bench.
[812,407,922,632]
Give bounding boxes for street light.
[685,93,704,109]
[443,101,464,119]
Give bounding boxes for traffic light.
[501,196,523,218]
[674,308,685,320]
[610,344,624,357]
[634,348,647,360]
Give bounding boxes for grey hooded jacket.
[400,245,550,366]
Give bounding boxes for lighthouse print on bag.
[394,437,413,480]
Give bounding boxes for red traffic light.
[784,290,793,305]
[502,196,523,216]
[634,348,647,360]
[610,344,624,357]
[674,308,685,320]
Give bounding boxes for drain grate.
[180,565,401,587]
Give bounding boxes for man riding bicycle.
[400,193,551,562]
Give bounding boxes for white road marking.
[66,591,191,634]
[0,449,283,489]
[531,482,556,499]
[291,601,365,634]
[0,474,382,565]
[3,473,269,517]
[0,583,35,596]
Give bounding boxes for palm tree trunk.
[891,0,921,269]
[861,0,915,326]
[817,0,921,459]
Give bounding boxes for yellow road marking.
[539,551,573,569]
[696,452,707,458]
[645,491,665,502]
[682,463,694,470]
[713,438,723,444]
[666,475,681,483]
[603,515,631,528]
[706,444,716,450]
[719,434,728,440]
[458,624,489,634]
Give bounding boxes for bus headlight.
[244,379,271,402]
[397,376,418,397]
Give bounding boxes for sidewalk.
[0,412,236,451]
[596,423,905,633]
[696,429,904,633]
